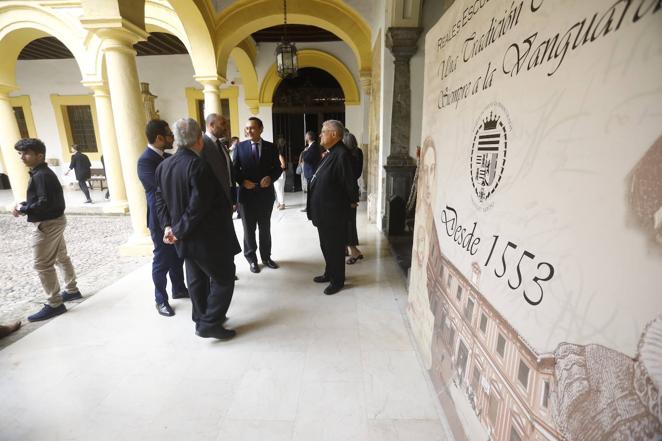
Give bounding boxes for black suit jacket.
[69,151,91,181]
[137,147,166,232]
[307,142,359,228]
[154,147,241,261]
[232,138,282,204]
[201,134,235,207]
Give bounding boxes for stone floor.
[0,192,453,441]
[0,189,148,348]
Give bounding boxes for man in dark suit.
[232,117,282,273]
[155,118,240,340]
[302,130,322,182]
[202,113,235,210]
[307,120,359,295]
[64,144,92,203]
[137,120,188,317]
[300,130,322,211]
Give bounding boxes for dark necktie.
[251,142,259,163]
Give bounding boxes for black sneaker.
[61,291,83,302]
[28,304,67,322]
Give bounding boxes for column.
[84,81,128,213]
[99,29,150,254]
[383,27,422,234]
[195,76,224,118]
[0,85,28,205]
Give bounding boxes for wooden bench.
[89,168,107,190]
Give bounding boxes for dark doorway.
[272,67,345,191]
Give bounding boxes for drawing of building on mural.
[422,222,662,441]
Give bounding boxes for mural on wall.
[408,1,662,440]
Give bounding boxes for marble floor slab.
[0,193,453,441]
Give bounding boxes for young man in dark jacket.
[65,144,92,203]
[13,138,82,322]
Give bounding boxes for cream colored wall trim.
[9,95,37,138]
[259,49,361,106]
[50,94,102,162]
[185,86,239,138]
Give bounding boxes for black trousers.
[240,200,273,262]
[347,206,359,246]
[185,256,235,332]
[78,180,91,201]
[317,224,347,287]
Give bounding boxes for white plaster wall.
[13,58,89,183]
[135,54,198,124]
[410,0,446,157]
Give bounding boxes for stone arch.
[144,0,217,79]
[259,49,360,107]
[215,0,371,81]
[0,4,97,87]
[231,38,259,115]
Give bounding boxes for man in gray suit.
[201,113,236,211]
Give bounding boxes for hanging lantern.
[275,0,298,79]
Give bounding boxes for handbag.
[295,163,303,175]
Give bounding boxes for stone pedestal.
[383,27,421,234]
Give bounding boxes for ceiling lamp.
[275,0,298,79]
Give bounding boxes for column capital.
[359,70,372,96]
[82,81,110,96]
[82,18,148,53]
[386,27,423,61]
[195,75,227,90]
[0,83,19,97]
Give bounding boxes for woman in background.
[343,129,364,264]
[274,137,287,210]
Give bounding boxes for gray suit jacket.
[201,134,234,207]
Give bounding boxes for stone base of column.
[102,201,129,214]
[118,233,152,257]
[382,161,417,235]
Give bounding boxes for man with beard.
[137,119,189,317]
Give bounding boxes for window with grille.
[479,313,488,333]
[518,360,530,390]
[13,107,29,139]
[196,99,232,138]
[496,333,506,358]
[488,392,499,423]
[541,380,550,408]
[464,298,475,322]
[65,105,97,153]
[472,366,481,389]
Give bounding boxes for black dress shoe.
[172,290,190,299]
[156,302,175,317]
[324,284,344,295]
[196,326,236,340]
[313,275,329,283]
[262,258,279,269]
[249,261,260,273]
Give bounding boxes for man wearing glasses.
[137,120,189,317]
